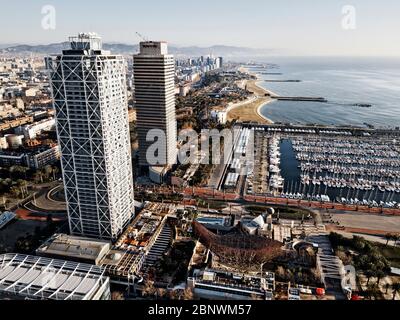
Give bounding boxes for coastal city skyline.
[0,1,399,310]
[1,0,400,57]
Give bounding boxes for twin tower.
[48,33,177,241]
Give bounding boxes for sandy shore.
[227,67,275,124]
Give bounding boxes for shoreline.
[227,67,276,124]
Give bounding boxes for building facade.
[49,33,134,240]
[133,41,177,167]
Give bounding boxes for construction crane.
[135,32,148,42]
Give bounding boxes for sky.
[1,0,400,56]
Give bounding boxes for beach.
[227,67,275,124]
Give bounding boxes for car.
[299,288,313,295]
[316,288,325,296]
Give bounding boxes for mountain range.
[0,42,274,58]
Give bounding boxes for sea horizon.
[246,57,400,128]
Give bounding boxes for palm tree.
[385,233,393,246]
[392,283,400,300]
[375,270,386,285]
[365,269,375,286]
[9,186,21,199]
[17,179,28,198]
[366,283,380,300]
[142,280,157,298]
[33,171,44,184]
[182,288,194,300]
[52,166,59,181]
[393,234,400,247]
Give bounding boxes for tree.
[182,288,194,300]
[10,166,29,179]
[111,291,125,300]
[43,165,54,182]
[142,280,157,298]
[375,270,385,285]
[9,186,21,199]
[33,171,44,184]
[52,166,60,181]
[392,283,400,300]
[159,288,169,299]
[385,233,393,246]
[393,234,400,247]
[364,270,376,286]
[17,179,28,198]
[366,283,380,300]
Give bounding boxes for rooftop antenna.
[135,32,149,42]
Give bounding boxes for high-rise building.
[48,33,134,241]
[133,41,177,167]
[216,57,223,69]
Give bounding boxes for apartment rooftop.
[36,234,111,265]
[69,32,102,51]
[189,268,275,300]
[138,41,169,56]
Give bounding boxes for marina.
[279,136,400,208]
[233,124,400,209]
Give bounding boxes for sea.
[248,57,400,128]
[246,57,400,203]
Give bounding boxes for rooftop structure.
[188,268,275,300]
[36,234,111,265]
[193,221,283,271]
[100,249,145,284]
[0,254,110,300]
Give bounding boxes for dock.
[264,80,301,83]
[271,96,328,103]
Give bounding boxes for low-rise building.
[149,165,170,184]
[0,253,111,300]
[25,144,60,169]
[187,268,275,300]
[0,144,60,169]
[16,117,55,139]
[0,152,25,167]
[211,110,227,124]
[36,234,111,265]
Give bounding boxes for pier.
[264,80,301,83]
[261,72,283,75]
[271,96,328,102]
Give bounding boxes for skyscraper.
[133,41,177,167]
[48,33,134,241]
